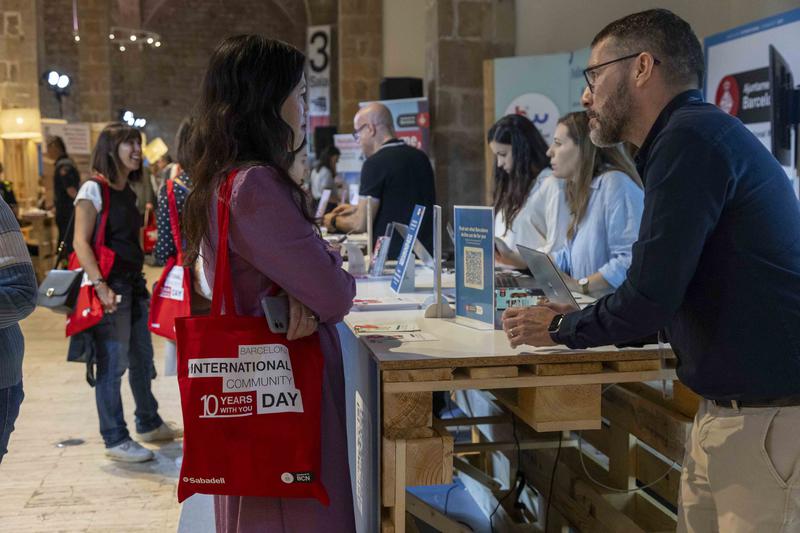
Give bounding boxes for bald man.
[324,103,435,258]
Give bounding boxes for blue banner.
[454,206,494,327]
[391,204,425,293]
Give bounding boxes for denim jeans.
[92,275,163,447]
[0,380,24,463]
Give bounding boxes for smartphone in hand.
[260,295,290,334]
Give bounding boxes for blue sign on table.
[454,206,495,327]
[390,204,425,293]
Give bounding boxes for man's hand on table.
[323,204,357,232]
[502,302,576,348]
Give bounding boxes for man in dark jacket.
[502,9,800,531]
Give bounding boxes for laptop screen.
[515,245,579,311]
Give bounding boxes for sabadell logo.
[715,75,740,117]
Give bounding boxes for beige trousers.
[677,399,800,532]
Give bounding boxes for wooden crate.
[382,427,454,507]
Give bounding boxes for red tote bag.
[66,177,116,337]
[143,205,158,254]
[149,179,192,340]
[175,170,329,504]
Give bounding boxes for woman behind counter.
[488,114,570,269]
[183,35,356,532]
[546,111,643,297]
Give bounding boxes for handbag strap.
[210,169,283,317]
[91,176,111,252]
[53,176,111,268]
[53,214,75,268]
[166,178,183,264]
[210,169,238,317]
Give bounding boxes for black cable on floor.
[544,433,563,530]
[489,414,523,533]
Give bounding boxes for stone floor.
[0,267,184,532]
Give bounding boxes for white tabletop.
[342,270,671,369]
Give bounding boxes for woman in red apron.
[71,123,181,462]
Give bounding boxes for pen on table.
[336,230,355,244]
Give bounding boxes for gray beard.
[590,80,630,147]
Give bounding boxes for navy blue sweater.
[554,90,800,401]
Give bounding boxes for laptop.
[391,222,457,271]
[494,271,539,289]
[516,244,580,311]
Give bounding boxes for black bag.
[37,215,81,313]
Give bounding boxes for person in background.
[72,123,181,463]
[183,35,356,531]
[129,163,155,217]
[310,145,340,203]
[46,136,81,249]
[0,163,19,219]
[154,118,194,268]
[0,195,37,463]
[150,154,174,199]
[488,114,570,269]
[153,117,203,376]
[502,10,800,531]
[546,111,643,298]
[323,103,435,259]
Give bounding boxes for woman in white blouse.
[488,114,570,268]
[547,111,643,297]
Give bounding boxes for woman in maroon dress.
[183,35,356,533]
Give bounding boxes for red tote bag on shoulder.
[175,169,329,504]
[66,176,116,337]
[149,179,192,340]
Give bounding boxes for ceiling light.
[47,71,59,86]
[130,35,137,42]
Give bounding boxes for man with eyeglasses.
[323,102,435,258]
[501,9,800,531]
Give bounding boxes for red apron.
[66,177,116,337]
[149,178,192,340]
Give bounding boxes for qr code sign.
[463,246,484,290]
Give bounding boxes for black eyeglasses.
[583,52,661,93]
[352,124,369,141]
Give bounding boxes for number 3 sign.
[306,25,332,119]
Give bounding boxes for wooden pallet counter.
[339,275,679,533]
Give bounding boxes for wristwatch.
[548,313,565,343]
[330,215,339,231]
[578,277,590,294]
[91,277,106,287]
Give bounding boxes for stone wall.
[0,0,40,110]
[37,0,80,120]
[38,0,307,153]
[426,0,515,216]
[112,0,306,150]
[338,0,382,131]
[77,0,111,123]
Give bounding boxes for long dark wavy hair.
[488,115,550,234]
[90,123,143,184]
[183,35,311,264]
[557,112,642,240]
